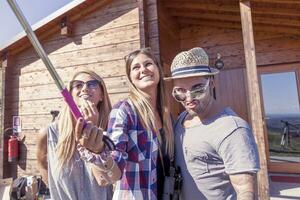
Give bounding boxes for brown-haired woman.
[97,48,174,199]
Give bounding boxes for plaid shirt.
[107,99,159,200]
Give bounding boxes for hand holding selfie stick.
[7,0,115,151]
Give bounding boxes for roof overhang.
[0,0,112,56]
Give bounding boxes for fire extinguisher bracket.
[17,133,25,142]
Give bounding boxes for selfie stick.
[7,0,115,151]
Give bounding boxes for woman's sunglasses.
[70,80,100,90]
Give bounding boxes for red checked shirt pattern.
[107,99,159,200]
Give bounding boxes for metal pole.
[7,0,64,91]
[7,0,115,150]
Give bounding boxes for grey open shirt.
[47,123,112,200]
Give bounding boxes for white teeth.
[141,75,153,80]
[81,94,90,99]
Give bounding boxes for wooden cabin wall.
[157,3,180,72]
[146,0,159,55]
[180,26,249,121]
[4,0,141,177]
[157,2,181,117]
[180,25,300,121]
[0,59,7,179]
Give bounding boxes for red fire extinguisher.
[8,135,18,162]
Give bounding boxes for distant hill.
[265,113,300,132]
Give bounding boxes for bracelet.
[77,144,96,162]
[77,144,108,164]
[77,143,115,178]
[106,158,115,178]
[93,156,115,178]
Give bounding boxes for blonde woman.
[37,69,113,200]
[98,48,174,199]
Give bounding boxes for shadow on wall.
[18,137,27,171]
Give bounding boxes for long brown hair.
[55,69,111,172]
[125,48,174,157]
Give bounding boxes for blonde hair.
[125,48,174,157]
[55,69,111,172]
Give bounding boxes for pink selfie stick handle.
[61,88,116,151]
[61,88,82,120]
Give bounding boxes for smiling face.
[129,53,160,93]
[71,73,103,108]
[173,76,213,115]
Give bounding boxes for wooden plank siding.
[157,6,300,197]
[0,55,7,178]
[156,1,299,120]
[138,0,149,48]
[145,0,160,55]
[143,0,180,118]
[4,0,142,177]
[156,2,181,117]
[181,26,300,68]
[179,26,250,121]
[177,25,300,120]
[162,0,300,36]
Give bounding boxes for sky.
[261,71,300,116]
[0,0,73,48]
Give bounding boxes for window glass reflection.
[261,72,300,163]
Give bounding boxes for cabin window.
[260,71,300,164]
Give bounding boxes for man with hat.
[165,47,260,200]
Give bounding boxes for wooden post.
[0,52,7,179]
[138,0,149,48]
[239,1,270,199]
[60,16,72,36]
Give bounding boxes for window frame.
[258,63,300,173]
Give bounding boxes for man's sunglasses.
[172,79,210,102]
[70,80,100,90]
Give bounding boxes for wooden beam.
[163,1,300,17]
[177,17,300,36]
[158,1,180,40]
[252,0,300,6]
[138,0,149,48]
[163,2,239,13]
[170,10,300,28]
[253,17,300,28]
[240,1,269,199]
[252,25,300,37]
[0,52,7,179]
[177,18,242,29]
[170,10,240,21]
[60,16,72,37]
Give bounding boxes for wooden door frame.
[258,63,300,173]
